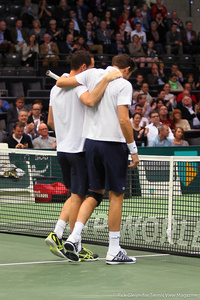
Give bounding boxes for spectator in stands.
[0,129,7,142]
[0,94,9,113]
[136,93,152,120]
[18,108,38,140]
[55,0,70,29]
[163,82,177,110]
[154,98,165,112]
[22,34,39,67]
[132,72,144,90]
[111,32,129,55]
[168,74,183,92]
[33,123,56,149]
[148,124,173,147]
[166,11,184,32]
[131,112,148,146]
[179,96,200,129]
[7,96,25,135]
[117,10,134,33]
[185,73,197,90]
[181,21,198,54]
[146,40,158,64]
[141,3,151,28]
[73,36,90,52]
[86,11,100,31]
[118,21,131,45]
[10,19,29,53]
[147,63,167,85]
[176,83,197,104]
[169,109,191,131]
[172,127,189,146]
[82,21,103,54]
[131,22,147,46]
[151,0,167,20]
[87,0,106,18]
[159,105,175,129]
[96,20,113,54]
[165,23,183,55]
[38,0,52,28]
[58,33,75,58]
[169,64,184,84]
[72,0,89,24]
[69,10,83,34]
[39,33,60,67]
[156,88,173,111]
[21,0,39,28]
[128,34,151,67]
[133,9,150,32]
[139,82,153,104]
[33,99,48,124]
[134,103,149,127]
[29,19,46,45]
[4,121,33,149]
[154,11,167,38]
[147,21,164,54]
[103,10,117,34]
[47,20,64,46]
[65,20,80,39]
[28,103,45,133]
[0,21,15,54]
[146,110,174,144]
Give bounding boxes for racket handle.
[46,70,59,80]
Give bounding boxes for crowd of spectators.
[0,0,200,148]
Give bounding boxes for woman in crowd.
[172,127,189,146]
[103,10,117,34]
[38,0,52,28]
[22,34,39,67]
[128,34,152,67]
[29,19,46,45]
[170,109,191,131]
[132,112,148,146]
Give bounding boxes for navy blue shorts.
[85,139,128,194]
[57,152,88,196]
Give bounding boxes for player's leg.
[45,152,73,258]
[64,139,105,261]
[102,142,136,265]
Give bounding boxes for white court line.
[0,254,169,267]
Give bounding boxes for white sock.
[108,231,120,255]
[54,219,67,239]
[71,221,84,242]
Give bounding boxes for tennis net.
[0,148,200,257]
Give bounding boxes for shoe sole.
[64,241,79,262]
[79,257,99,262]
[45,237,67,259]
[106,259,137,265]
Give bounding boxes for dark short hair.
[149,110,159,118]
[13,121,25,129]
[112,54,136,73]
[70,50,93,70]
[133,112,142,119]
[16,96,25,102]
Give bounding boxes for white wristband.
[127,141,138,154]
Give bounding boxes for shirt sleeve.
[75,69,96,86]
[117,81,133,106]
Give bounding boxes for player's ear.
[82,63,87,71]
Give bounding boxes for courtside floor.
[0,234,200,300]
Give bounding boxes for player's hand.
[106,70,122,82]
[129,153,139,169]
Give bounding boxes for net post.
[167,156,174,245]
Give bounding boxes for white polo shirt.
[49,73,88,153]
[75,67,133,143]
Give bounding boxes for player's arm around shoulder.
[79,70,122,107]
[118,105,139,169]
[56,75,80,88]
